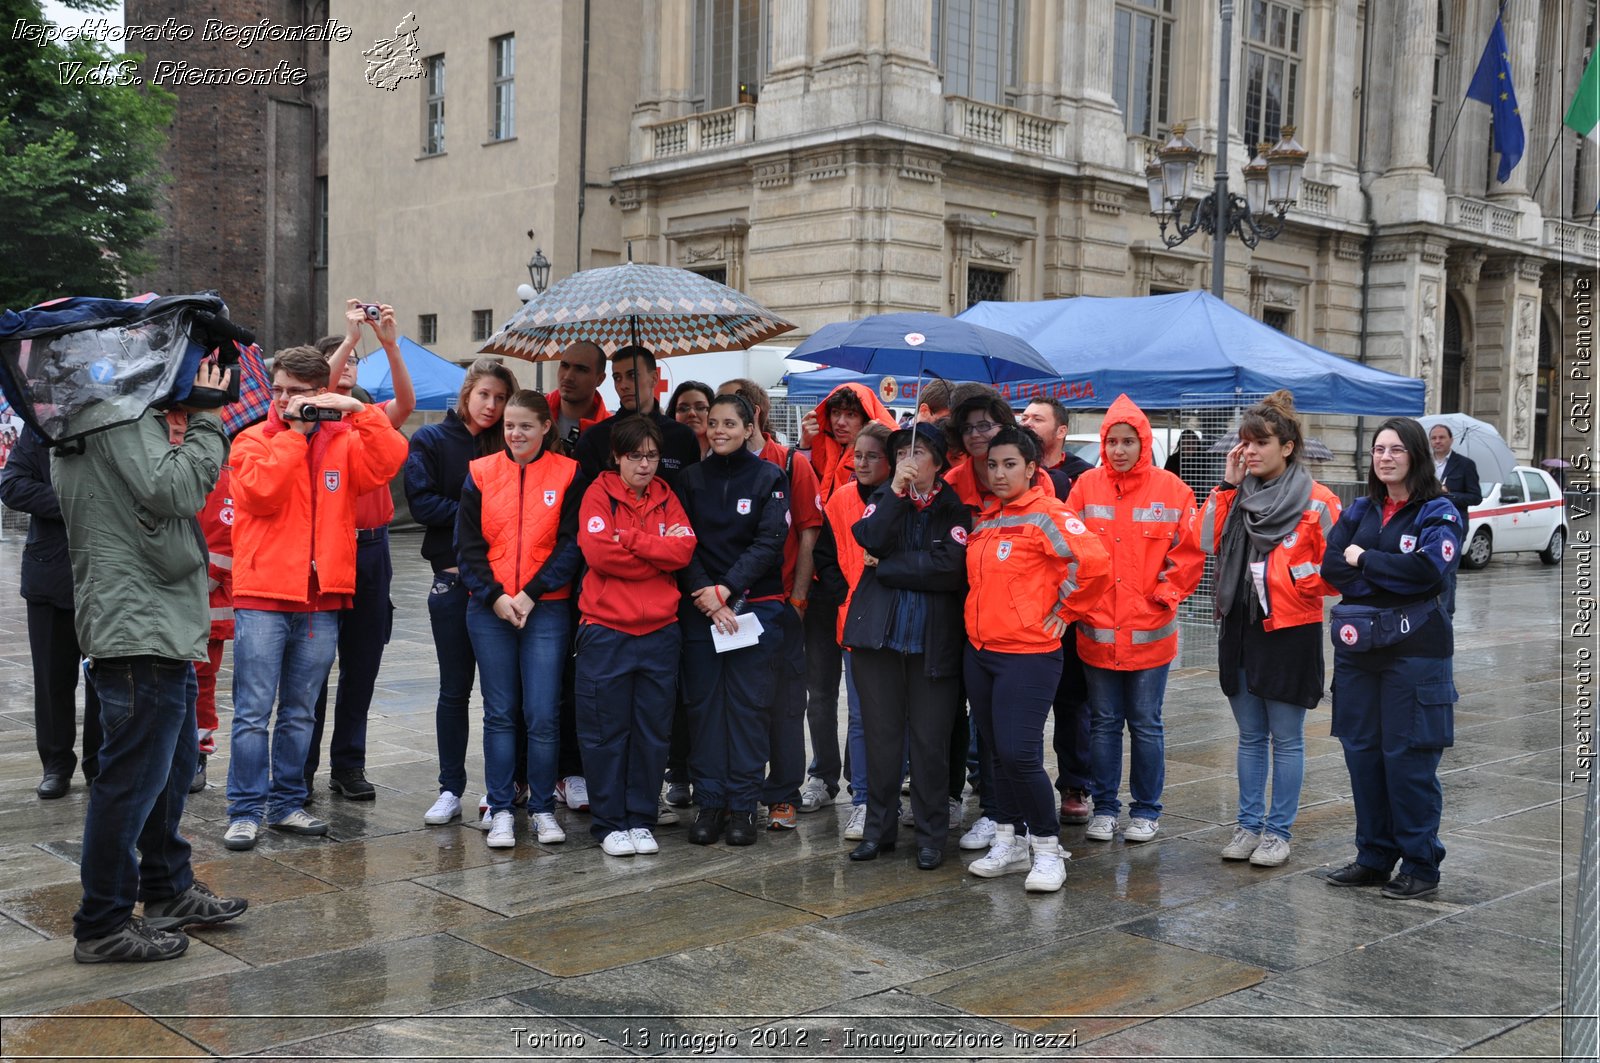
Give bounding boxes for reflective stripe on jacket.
[1064,393,1203,669]
[965,484,1112,655]
[1195,478,1341,631]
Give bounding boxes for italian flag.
[1567,48,1599,142]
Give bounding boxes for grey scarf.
[1215,460,1314,619]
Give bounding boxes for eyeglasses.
[961,421,999,436]
[855,451,889,463]
[1371,446,1409,458]
[676,403,710,415]
[623,451,661,464]
[271,386,317,398]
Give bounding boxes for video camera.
[0,292,254,450]
[284,403,345,424]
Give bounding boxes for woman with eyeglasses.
[456,390,585,850]
[667,381,715,459]
[404,358,522,829]
[574,415,697,858]
[1320,417,1462,900]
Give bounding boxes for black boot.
[688,807,728,845]
[725,810,758,846]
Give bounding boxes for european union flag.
[1465,15,1524,183]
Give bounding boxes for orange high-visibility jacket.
[230,406,408,604]
[1195,477,1342,631]
[1064,394,1204,669]
[823,481,871,642]
[467,449,581,601]
[809,383,897,503]
[965,484,1113,654]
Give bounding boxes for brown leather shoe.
[1059,789,1091,825]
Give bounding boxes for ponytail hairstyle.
[1238,389,1303,463]
[505,389,562,456]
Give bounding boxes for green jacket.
[52,409,226,662]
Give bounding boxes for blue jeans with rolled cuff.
[1084,663,1170,821]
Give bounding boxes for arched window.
[1440,296,1465,413]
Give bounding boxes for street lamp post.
[1144,0,1307,298]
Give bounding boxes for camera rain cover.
[0,293,226,448]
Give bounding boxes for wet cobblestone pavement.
[0,520,1582,1060]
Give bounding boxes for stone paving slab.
[0,998,211,1063]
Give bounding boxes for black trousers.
[851,647,960,849]
[28,600,101,780]
[308,530,393,777]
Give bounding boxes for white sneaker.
[1085,813,1118,841]
[532,811,566,844]
[1221,826,1263,860]
[968,827,1031,878]
[424,791,462,825]
[600,829,636,856]
[1249,834,1291,867]
[798,776,832,812]
[948,797,963,831]
[844,803,868,841]
[629,827,660,854]
[486,810,516,848]
[1124,817,1159,843]
[556,776,590,811]
[1025,836,1068,892]
[223,818,260,851]
[959,815,997,851]
[656,804,680,827]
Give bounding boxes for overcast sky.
[38,0,125,51]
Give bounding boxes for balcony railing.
[1446,195,1522,240]
[1544,218,1600,264]
[946,97,1067,159]
[1295,178,1335,216]
[643,104,756,161]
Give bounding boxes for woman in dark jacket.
[0,428,101,797]
[839,422,970,869]
[1321,416,1462,901]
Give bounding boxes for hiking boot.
[844,804,868,841]
[73,917,187,964]
[531,811,566,844]
[423,791,462,825]
[1025,835,1068,893]
[798,776,832,812]
[222,818,260,851]
[143,881,248,931]
[959,815,997,850]
[688,807,728,845]
[269,809,328,836]
[188,754,207,795]
[725,810,759,846]
[767,802,797,830]
[968,826,1030,878]
[1221,826,1263,861]
[1249,834,1291,867]
[486,811,516,849]
[1059,789,1091,825]
[329,770,376,801]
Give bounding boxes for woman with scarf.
[1195,391,1340,868]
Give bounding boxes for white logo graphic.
[951,525,968,545]
[1442,539,1455,562]
[737,498,752,515]
[997,541,1013,561]
[1399,535,1417,553]
[904,332,926,347]
[587,516,605,534]
[1150,501,1165,516]
[862,503,877,519]
[658,522,666,535]
[1339,624,1359,645]
[323,471,340,492]
[1065,517,1087,535]
[1284,532,1298,548]
[219,504,234,526]
[814,492,823,512]
[363,13,423,90]
[543,489,557,507]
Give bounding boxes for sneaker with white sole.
[486,810,516,849]
[269,809,328,836]
[1025,835,1068,893]
[948,798,964,831]
[1249,833,1291,867]
[600,829,636,856]
[1221,826,1263,861]
[73,916,188,964]
[532,811,566,844]
[798,776,832,812]
[424,791,462,825]
[1123,817,1159,843]
[1085,813,1118,841]
[143,881,248,931]
[656,804,680,827]
[555,776,590,811]
[629,827,660,854]
[959,815,997,850]
[844,803,868,841]
[968,826,1031,878]
[223,818,260,851]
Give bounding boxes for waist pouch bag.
[1329,598,1441,652]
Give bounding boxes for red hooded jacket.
[577,471,697,635]
[1064,394,1204,669]
[808,383,897,503]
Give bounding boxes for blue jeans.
[427,572,477,796]
[466,596,571,815]
[227,609,338,822]
[1084,663,1170,820]
[74,657,197,941]
[1227,670,1308,840]
[842,652,869,806]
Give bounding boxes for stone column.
[1471,254,1547,458]
[1389,0,1438,172]
[1055,0,1124,170]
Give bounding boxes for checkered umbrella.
[480,263,794,361]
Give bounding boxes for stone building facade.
[325,0,1597,465]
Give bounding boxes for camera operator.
[54,361,249,963]
[220,347,408,852]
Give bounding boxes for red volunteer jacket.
[577,472,697,635]
[1196,478,1342,631]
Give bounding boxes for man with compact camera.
[220,346,408,851]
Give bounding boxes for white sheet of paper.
[711,612,764,653]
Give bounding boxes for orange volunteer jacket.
[1064,394,1204,669]
[965,484,1113,655]
[577,471,697,635]
[460,448,582,604]
[230,405,408,605]
[822,479,872,641]
[808,383,897,503]
[1196,477,1342,631]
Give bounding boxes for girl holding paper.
[673,393,789,848]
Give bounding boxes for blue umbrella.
[357,336,465,410]
[786,312,1055,383]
